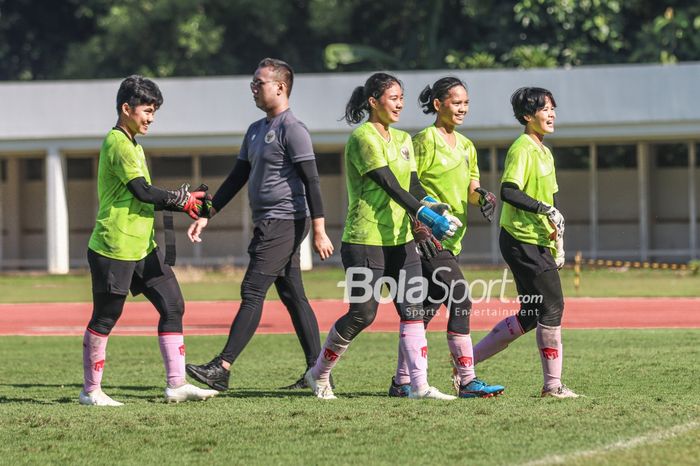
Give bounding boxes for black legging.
[219,268,321,366]
[88,276,184,335]
[334,242,425,341]
[420,250,471,334]
[512,269,564,331]
[499,228,565,331]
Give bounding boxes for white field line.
[520,421,699,466]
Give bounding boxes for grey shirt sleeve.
[283,122,316,163]
[238,127,251,162]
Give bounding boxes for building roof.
[1,62,698,151]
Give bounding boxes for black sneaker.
[280,369,335,390]
[280,374,307,390]
[186,356,230,391]
[388,376,411,397]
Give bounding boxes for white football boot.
[541,384,579,399]
[79,389,124,406]
[165,383,220,403]
[304,369,336,400]
[408,385,457,401]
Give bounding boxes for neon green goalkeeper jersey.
[413,125,480,256]
[88,128,157,260]
[500,133,559,250]
[342,122,416,246]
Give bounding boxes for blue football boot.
[459,378,505,398]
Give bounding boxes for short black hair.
[258,58,294,96]
[510,87,556,126]
[116,75,163,115]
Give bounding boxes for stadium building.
[0,62,698,272]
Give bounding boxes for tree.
[1,0,699,80]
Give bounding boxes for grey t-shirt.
[238,109,316,223]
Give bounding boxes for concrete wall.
[2,141,697,269]
[1,63,698,269]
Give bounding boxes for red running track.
[0,298,698,336]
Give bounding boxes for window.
[149,156,192,178]
[496,147,508,172]
[476,148,491,172]
[315,152,342,175]
[67,158,94,180]
[652,143,687,168]
[22,158,43,181]
[201,155,235,177]
[554,146,589,170]
[597,144,636,169]
[0,159,6,182]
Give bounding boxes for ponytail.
[342,72,403,125]
[344,86,369,125]
[418,77,466,114]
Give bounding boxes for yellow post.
[574,251,582,292]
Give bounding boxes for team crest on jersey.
[264,130,276,144]
[400,146,410,161]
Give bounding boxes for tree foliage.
[0,0,698,80]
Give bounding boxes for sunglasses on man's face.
[250,79,276,89]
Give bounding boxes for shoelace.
[470,378,486,388]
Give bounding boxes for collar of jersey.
[264,107,290,125]
[522,133,548,154]
[112,126,138,146]
[367,121,393,143]
[430,125,460,154]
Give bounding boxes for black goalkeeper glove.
[165,183,209,220]
[193,184,214,218]
[412,220,443,259]
[475,187,497,223]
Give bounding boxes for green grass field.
[0,330,698,465]
[0,265,698,303]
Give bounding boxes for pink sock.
[536,323,563,390]
[311,326,350,382]
[394,340,411,385]
[83,328,108,393]
[400,321,429,392]
[447,332,475,385]
[474,315,524,364]
[159,333,186,388]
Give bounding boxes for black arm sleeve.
[409,171,428,200]
[366,166,422,215]
[294,160,324,219]
[211,159,251,213]
[126,177,171,209]
[553,193,559,209]
[500,182,542,213]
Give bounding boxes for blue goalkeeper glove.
[416,196,462,240]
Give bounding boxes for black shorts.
[340,241,424,321]
[499,228,557,277]
[247,217,310,276]
[420,249,470,307]
[499,228,563,328]
[87,247,176,296]
[340,241,421,274]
